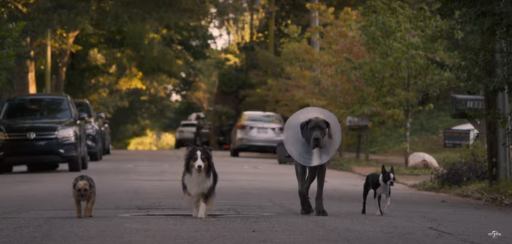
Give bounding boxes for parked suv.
[175,120,198,149]
[0,94,89,173]
[187,112,210,146]
[74,99,107,161]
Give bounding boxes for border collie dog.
[362,165,395,216]
[181,145,218,219]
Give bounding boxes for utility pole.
[268,0,275,55]
[310,0,320,52]
[496,39,511,182]
[45,29,52,94]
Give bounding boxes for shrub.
[432,140,488,187]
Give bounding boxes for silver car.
[174,120,198,149]
[230,111,284,157]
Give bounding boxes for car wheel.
[90,151,101,161]
[276,144,287,164]
[99,147,103,160]
[81,154,89,170]
[68,156,82,172]
[0,164,13,174]
[174,141,181,149]
[230,148,239,157]
[106,142,112,155]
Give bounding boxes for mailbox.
[346,116,370,130]
[451,94,485,119]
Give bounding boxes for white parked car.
[229,111,284,157]
[175,121,198,149]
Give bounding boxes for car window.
[1,98,72,120]
[242,113,283,124]
[180,123,197,127]
[74,102,92,118]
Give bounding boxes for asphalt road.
[0,150,510,244]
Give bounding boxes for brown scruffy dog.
[72,175,96,218]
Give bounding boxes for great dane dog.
[295,117,332,216]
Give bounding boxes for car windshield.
[243,114,283,124]
[74,102,92,118]
[0,98,72,120]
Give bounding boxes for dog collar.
[283,107,342,166]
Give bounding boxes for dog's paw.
[315,209,328,216]
[197,215,206,219]
[361,209,366,215]
[375,210,382,216]
[301,207,314,215]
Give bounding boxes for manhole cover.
[119,213,275,217]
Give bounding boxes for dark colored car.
[74,99,107,161]
[0,94,89,173]
[98,112,112,155]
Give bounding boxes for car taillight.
[236,124,246,130]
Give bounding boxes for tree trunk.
[13,37,34,95]
[485,89,499,186]
[54,30,80,94]
[28,49,36,94]
[365,129,370,161]
[404,65,412,167]
[356,131,362,160]
[404,113,411,167]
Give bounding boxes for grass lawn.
[329,157,436,176]
[414,180,512,207]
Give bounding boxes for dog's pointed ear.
[324,120,333,139]
[381,165,387,174]
[300,119,312,137]
[390,166,395,174]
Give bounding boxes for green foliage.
[438,0,512,95]
[358,0,456,120]
[0,21,24,92]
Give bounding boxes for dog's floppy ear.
[300,119,312,138]
[381,165,387,174]
[185,143,195,150]
[324,120,332,139]
[203,146,213,155]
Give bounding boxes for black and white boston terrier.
[361,165,396,216]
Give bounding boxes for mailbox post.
[346,116,370,161]
[451,93,511,182]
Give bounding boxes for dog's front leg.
[383,189,391,214]
[74,198,82,218]
[314,164,328,216]
[197,196,207,219]
[376,195,384,216]
[300,166,318,215]
[295,163,310,214]
[373,191,382,216]
[85,194,95,217]
[192,197,199,217]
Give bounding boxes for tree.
[437,0,512,184]
[358,0,455,167]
